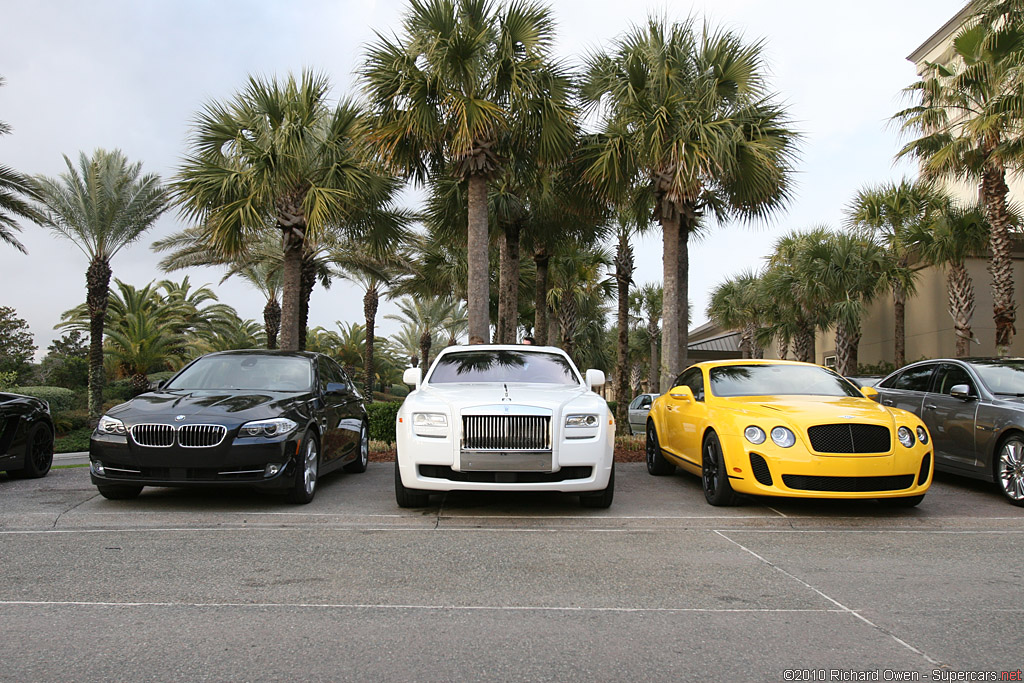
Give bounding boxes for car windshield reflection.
[165,355,312,392]
[427,350,580,385]
[710,365,863,398]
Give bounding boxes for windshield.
[970,360,1024,395]
[427,350,581,386]
[165,355,312,392]
[709,364,863,398]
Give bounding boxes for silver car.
[626,393,659,435]
[875,358,1024,506]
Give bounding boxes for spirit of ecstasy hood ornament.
[502,383,511,402]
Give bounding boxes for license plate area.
[460,450,553,472]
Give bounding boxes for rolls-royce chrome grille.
[130,423,227,448]
[462,415,551,451]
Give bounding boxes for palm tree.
[581,17,799,389]
[0,77,41,253]
[708,270,767,359]
[908,200,991,356]
[546,241,613,365]
[386,295,463,371]
[765,229,835,363]
[630,283,662,393]
[846,179,936,367]
[33,149,169,420]
[174,70,385,351]
[360,0,576,343]
[894,1,1024,355]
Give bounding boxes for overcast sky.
[0,0,967,357]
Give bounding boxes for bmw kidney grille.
[130,423,227,448]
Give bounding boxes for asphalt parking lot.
[1,460,1022,682]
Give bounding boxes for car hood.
[410,383,597,414]
[106,389,312,425]
[718,395,898,428]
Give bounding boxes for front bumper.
[396,427,614,493]
[89,433,304,491]
[719,431,933,500]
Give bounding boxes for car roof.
[203,349,319,360]
[689,359,824,370]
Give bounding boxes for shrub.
[54,427,92,454]
[367,401,402,445]
[606,400,617,414]
[52,409,91,435]
[103,378,137,402]
[11,386,77,412]
[0,371,16,391]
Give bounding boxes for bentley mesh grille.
[806,424,891,453]
[130,423,175,448]
[178,424,227,448]
[781,474,915,492]
[462,415,551,451]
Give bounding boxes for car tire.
[702,432,738,507]
[7,422,54,479]
[883,494,925,508]
[343,421,369,473]
[994,434,1024,507]
[394,458,430,508]
[580,463,615,508]
[96,484,143,500]
[646,422,675,476]
[288,433,320,505]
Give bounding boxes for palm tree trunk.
[298,253,316,352]
[647,318,660,393]
[835,322,861,376]
[659,213,681,390]
[364,284,379,394]
[614,231,634,434]
[949,262,975,358]
[559,295,578,363]
[678,222,690,371]
[419,330,432,373]
[793,324,814,364]
[893,285,906,368]
[86,257,112,422]
[279,231,304,351]
[778,338,789,360]
[533,249,550,345]
[263,298,280,350]
[466,174,490,343]
[497,220,521,344]
[982,162,1016,356]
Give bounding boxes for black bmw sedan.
[90,350,368,504]
[1,391,54,479]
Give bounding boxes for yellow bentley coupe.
[646,360,933,506]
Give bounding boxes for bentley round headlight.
[744,426,766,445]
[916,426,929,445]
[770,426,796,448]
[898,426,914,448]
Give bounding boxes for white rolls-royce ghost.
[395,345,615,508]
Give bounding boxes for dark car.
[875,358,1024,506]
[90,350,368,504]
[0,391,54,479]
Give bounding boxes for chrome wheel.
[997,437,1024,505]
[360,423,369,467]
[302,438,319,496]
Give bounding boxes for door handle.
[882,400,894,406]
[925,404,937,409]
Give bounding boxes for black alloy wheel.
[646,422,675,476]
[702,432,737,507]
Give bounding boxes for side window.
[639,396,653,409]
[934,364,974,395]
[892,365,936,392]
[317,357,334,393]
[680,368,705,402]
[629,396,642,410]
[672,373,687,390]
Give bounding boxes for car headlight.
[565,414,599,428]
[239,417,298,438]
[412,412,449,437]
[916,426,929,445]
[97,415,127,436]
[744,426,766,445]
[770,426,796,448]
[897,426,915,448]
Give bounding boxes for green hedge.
[367,401,402,445]
[54,427,92,454]
[12,386,77,412]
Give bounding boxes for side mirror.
[585,369,605,389]
[403,367,422,388]
[668,385,694,402]
[860,386,879,401]
[325,382,349,395]
[950,384,974,400]
[154,380,166,390]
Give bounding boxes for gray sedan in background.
[626,393,659,435]
[875,358,1024,506]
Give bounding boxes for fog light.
[92,460,105,476]
[264,463,283,477]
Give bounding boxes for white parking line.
[714,530,942,667]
